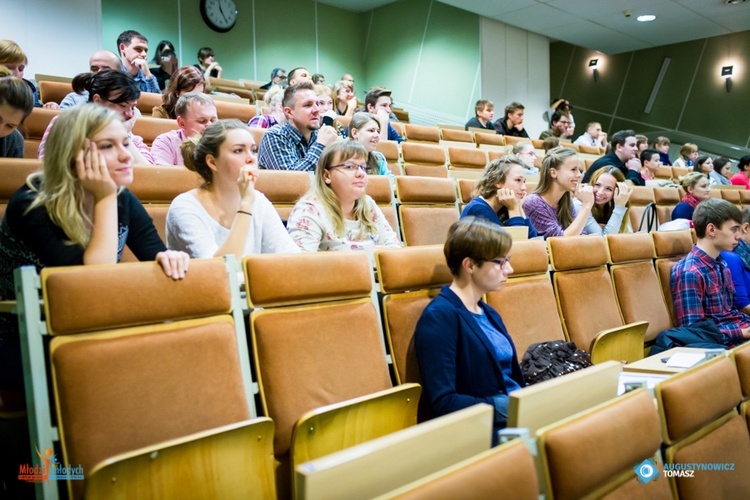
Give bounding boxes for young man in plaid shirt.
[671,199,750,347]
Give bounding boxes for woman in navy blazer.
[414,217,525,439]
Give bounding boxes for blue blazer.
[414,286,525,425]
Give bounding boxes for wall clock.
[200,0,237,33]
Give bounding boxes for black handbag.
[521,340,593,385]
[638,202,657,232]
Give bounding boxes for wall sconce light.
[722,65,733,93]
[589,59,599,82]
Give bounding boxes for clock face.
[200,0,237,33]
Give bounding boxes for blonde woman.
[507,140,539,175]
[347,112,395,178]
[672,172,709,221]
[248,85,286,129]
[522,147,594,239]
[0,104,188,390]
[287,140,400,251]
[673,143,699,168]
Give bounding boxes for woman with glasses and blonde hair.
[507,140,539,175]
[415,217,524,441]
[461,156,537,237]
[287,140,400,251]
[333,80,357,117]
[523,147,595,239]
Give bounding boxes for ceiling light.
[725,0,746,5]
[637,15,656,22]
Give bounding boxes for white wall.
[480,17,550,138]
[1,0,102,79]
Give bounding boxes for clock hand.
[218,1,229,23]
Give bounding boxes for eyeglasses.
[491,255,511,267]
[326,162,367,173]
[520,150,537,157]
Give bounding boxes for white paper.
[664,352,705,368]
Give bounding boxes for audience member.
[38,70,154,164]
[721,207,750,314]
[152,66,206,119]
[694,156,716,186]
[314,84,345,137]
[116,30,159,94]
[635,134,649,152]
[341,73,354,87]
[673,143,699,168]
[581,129,643,186]
[652,136,672,166]
[248,85,286,129]
[461,156,537,238]
[286,140,400,251]
[523,147,594,239]
[364,87,403,143]
[312,73,325,84]
[414,217,524,441]
[730,156,750,189]
[0,104,189,391]
[150,40,175,65]
[195,47,222,80]
[542,137,561,153]
[257,82,338,171]
[507,140,539,175]
[573,121,607,149]
[672,172,709,221]
[59,51,121,109]
[288,67,312,85]
[347,112,395,178]
[0,39,49,109]
[493,102,529,138]
[545,98,574,128]
[166,119,298,258]
[672,198,750,347]
[151,49,178,91]
[464,99,494,131]
[564,121,575,141]
[711,157,732,186]
[259,67,286,90]
[538,112,569,140]
[0,74,34,158]
[333,80,357,117]
[573,166,631,235]
[151,92,217,165]
[639,148,662,183]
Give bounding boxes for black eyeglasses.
[326,162,367,173]
[491,255,511,267]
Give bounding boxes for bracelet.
[237,210,253,217]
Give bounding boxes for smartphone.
[322,116,334,127]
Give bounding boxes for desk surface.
[622,347,712,374]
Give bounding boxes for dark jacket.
[414,286,525,425]
[651,319,727,355]
[582,152,645,186]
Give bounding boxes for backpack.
[521,340,593,385]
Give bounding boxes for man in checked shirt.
[671,199,750,347]
[257,81,339,171]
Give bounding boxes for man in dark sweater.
[464,99,495,131]
[582,129,644,186]
[493,101,530,138]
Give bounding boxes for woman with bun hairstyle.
[461,155,537,238]
[166,119,298,258]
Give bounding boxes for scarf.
[735,238,750,271]
[681,192,702,209]
[684,157,695,167]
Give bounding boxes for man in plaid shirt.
[257,82,339,171]
[671,199,750,347]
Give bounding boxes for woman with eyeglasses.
[37,69,154,164]
[166,120,298,258]
[287,140,400,251]
[414,217,524,442]
[461,156,537,238]
[508,140,539,175]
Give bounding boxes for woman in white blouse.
[287,140,400,252]
[166,119,299,258]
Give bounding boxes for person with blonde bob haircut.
[574,166,632,235]
[287,140,400,251]
[0,104,189,391]
[506,140,539,175]
[523,147,594,239]
[672,172,710,221]
[333,80,356,117]
[673,142,699,168]
[166,119,298,258]
[414,217,524,441]
[461,156,537,238]
[347,112,395,178]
